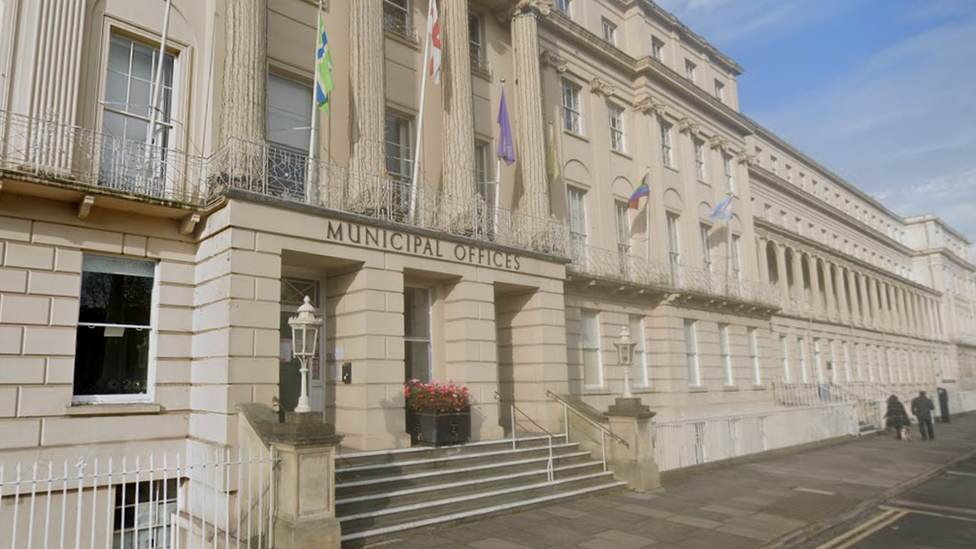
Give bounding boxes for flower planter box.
[407,409,471,446]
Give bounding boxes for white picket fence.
[653,403,859,473]
[0,447,277,549]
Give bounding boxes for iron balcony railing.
[569,243,781,307]
[0,109,206,204]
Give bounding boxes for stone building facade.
[0,0,973,495]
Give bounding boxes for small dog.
[900,426,914,441]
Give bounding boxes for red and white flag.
[428,0,442,84]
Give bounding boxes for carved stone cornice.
[496,0,553,22]
[708,135,728,151]
[589,77,616,97]
[735,150,755,166]
[677,117,701,137]
[634,94,667,117]
[540,49,568,73]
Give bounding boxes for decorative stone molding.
[735,150,755,166]
[496,0,553,22]
[708,135,728,151]
[589,77,616,97]
[676,117,701,137]
[540,49,568,73]
[634,95,667,117]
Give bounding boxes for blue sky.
[656,0,976,245]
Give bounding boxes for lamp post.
[614,327,638,399]
[288,296,322,414]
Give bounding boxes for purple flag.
[496,90,516,166]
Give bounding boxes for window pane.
[404,287,430,338]
[79,272,153,325]
[405,341,431,383]
[267,74,313,150]
[73,326,150,396]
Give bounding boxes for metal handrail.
[547,390,630,448]
[509,402,555,483]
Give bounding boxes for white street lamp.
[288,296,322,414]
[614,327,638,399]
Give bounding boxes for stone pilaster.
[441,0,477,201]
[859,273,872,327]
[511,3,550,219]
[350,0,387,176]
[775,244,789,307]
[220,0,268,144]
[791,251,803,309]
[869,278,881,328]
[824,262,837,320]
[809,256,822,315]
[847,269,860,323]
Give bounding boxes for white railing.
[653,403,858,473]
[569,244,780,307]
[949,389,976,414]
[207,139,569,256]
[0,447,277,549]
[0,109,206,204]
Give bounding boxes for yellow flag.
[547,123,560,182]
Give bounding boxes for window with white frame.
[684,319,701,386]
[555,0,572,15]
[785,164,793,182]
[601,18,617,45]
[813,338,824,382]
[723,153,736,193]
[694,139,706,180]
[101,34,176,194]
[843,341,852,382]
[404,287,433,382]
[660,120,673,167]
[700,223,712,272]
[568,187,587,265]
[714,80,725,103]
[731,235,741,280]
[630,315,648,387]
[383,0,414,39]
[267,74,312,200]
[616,202,631,278]
[749,327,761,385]
[582,309,602,387]
[720,323,733,385]
[469,14,487,72]
[113,479,179,549]
[684,59,697,82]
[561,79,583,134]
[607,102,625,152]
[666,212,681,265]
[780,334,790,381]
[770,155,778,174]
[74,255,157,401]
[754,147,763,166]
[385,112,413,183]
[475,141,492,205]
[798,337,808,382]
[651,37,664,60]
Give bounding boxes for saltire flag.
[547,123,560,181]
[710,196,734,220]
[497,90,516,166]
[628,172,650,209]
[315,10,335,113]
[428,0,442,84]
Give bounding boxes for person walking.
[884,395,910,440]
[937,387,950,423]
[911,391,936,441]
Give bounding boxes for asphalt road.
[801,453,976,549]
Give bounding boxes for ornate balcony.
[569,243,781,308]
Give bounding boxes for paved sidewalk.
[371,414,976,549]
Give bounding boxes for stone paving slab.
[367,414,976,549]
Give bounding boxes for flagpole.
[409,0,434,223]
[145,0,172,191]
[725,192,734,284]
[494,78,507,238]
[307,0,324,204]
[644,167,651,263]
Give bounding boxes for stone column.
[881,284,892,331]
[809,256,822,316]
[220,0,268,144]
[847,269,861,323]
[350,0,387,176]
[869,278,880,328]
[791,252,804,310]
[441,0,477,200]
[824,262,837,320]
[758,238,770,284]
[859,273,872,327]
[605,398,660,493]
[511,3,550,218]
[775,244,789,307]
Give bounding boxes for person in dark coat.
[937,387,950,423]
[911,391,936,441]
[884,395,910,440]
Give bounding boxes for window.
[731,235,741,279]
[469,14,488,72]
[798,337,808,382]
[383,0,414,39]
[666,213,681,265]
[770,156,778,174]
[785,164,793,182]
[568,187,587,265]
[555,0,572,15]
[764,204,772,221]
[651,37,664,60]
[385,112,413,183]
[74,255,156,401]
[694,139,706,180]
[795,217,802,236]
[720,323,733,386]
[630,315,648,387]
[754,147,763,166]
[723,153,735,193]
[799,173,806,190]
[749,327,761,385]
[601,18,617,45]
[404,287,432,382]
[561,79,582,134]
[660,120,673,167]
[813,338,823,382]
[616,202,632,278]
[700,223,712,272]
[113,479,179,549]
[684,60,697,82]
[267,74,313,200]
[101,34,176,195]
[714,80,725,102]
[843,342,851,382]
[780,335,790,381]
[582,310,602,387]
[607,102,625,152]
[475,142,492,204]
[684,320,701,387]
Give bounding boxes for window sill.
[384,29,419,50]
[687,385,707,393]
[65,403,162,417]
[563,129,589,143]
[723,385,739,391]
[610,148,632,160]
[664,165,680,174]
[751,383,765,390]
